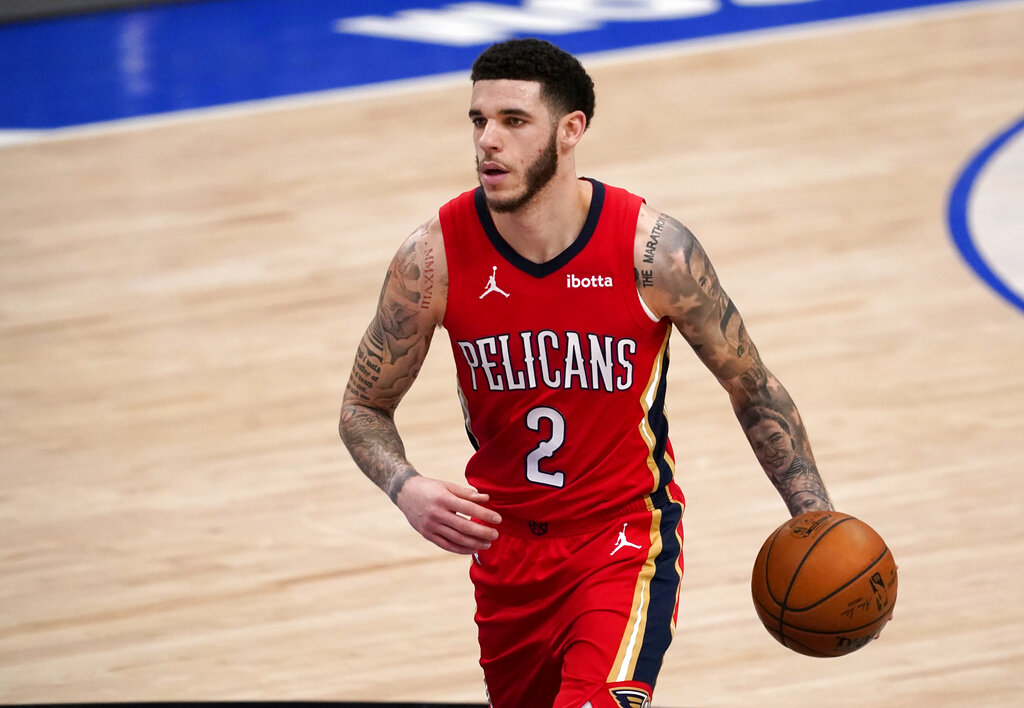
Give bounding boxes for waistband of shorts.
[493,486,681,539]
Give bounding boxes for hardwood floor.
[2,2,1023,705]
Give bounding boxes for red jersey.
[440,179,676,526]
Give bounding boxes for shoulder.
[386,215,449,325]
[633,203,707,319]
[633,202,699,259]
[398,213,446,259]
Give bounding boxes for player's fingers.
[433,522,492,555]
[414,503,495,548]
[453,500,502,527]
[446,482,495,505]
[430,534,479,555]
[444,483,502,525]
[448,511,499,541]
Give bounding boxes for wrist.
[388,467,420,504]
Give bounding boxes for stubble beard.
[478,131,559,214]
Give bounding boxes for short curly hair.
[471,38,595,129]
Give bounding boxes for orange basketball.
[751,510,897,657]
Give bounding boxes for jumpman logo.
[610,523,643,556]
[479,265,511,299]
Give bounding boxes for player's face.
[470,79,559,213]
[747,419,796,474]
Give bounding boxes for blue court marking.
[0,0,986,129]
[947,115,1024,315]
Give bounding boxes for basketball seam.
[784,546,892,612]
[779,517,854,607]
[777,517,855,649]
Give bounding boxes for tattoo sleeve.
[650,214,833,516]
[339,224,442,503]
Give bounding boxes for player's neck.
[490,172,592,265]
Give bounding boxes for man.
[340,38,832,708]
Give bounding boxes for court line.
[947,114,1024,315]
[0,0,1015,149]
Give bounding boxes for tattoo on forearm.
[781,468,832,515]
[388,467,418,503]
[739,404,832,515]
[339,403,420,502]
[739,361,770,401]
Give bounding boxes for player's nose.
[477,120,502,151]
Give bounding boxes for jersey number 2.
[525,406,566,488]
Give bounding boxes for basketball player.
[339,39,833,708]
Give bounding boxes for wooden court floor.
[2,2,1023,705]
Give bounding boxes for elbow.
[338,404,351,442]
[338,400,365,442]
[338,398,393,442]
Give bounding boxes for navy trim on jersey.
[647,343,674,491]
[473,178,605,278]
[633,496,684,687]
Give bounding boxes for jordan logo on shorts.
[479,265,510,299]
[610,523,643,556]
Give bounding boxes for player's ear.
[559,110,587,148]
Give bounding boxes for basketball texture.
[751,510,897,657]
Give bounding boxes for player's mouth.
[479,161,510,186]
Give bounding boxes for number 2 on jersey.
[524,406,566,488]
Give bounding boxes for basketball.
[751,510,897,657]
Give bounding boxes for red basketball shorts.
[470,484,685,708]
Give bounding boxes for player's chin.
[481,186,524,214]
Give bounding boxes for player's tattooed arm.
[340,222,498,554]
[636,206,833,515]
[340,221,444,502]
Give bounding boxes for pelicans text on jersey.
[440,178,679,528]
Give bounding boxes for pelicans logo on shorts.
[609,687,651,708]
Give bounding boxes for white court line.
[0,0,1017,149]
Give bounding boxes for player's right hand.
[395,475,502,554]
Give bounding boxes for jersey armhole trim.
[637,288,660,323]
[621,191,664,328]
